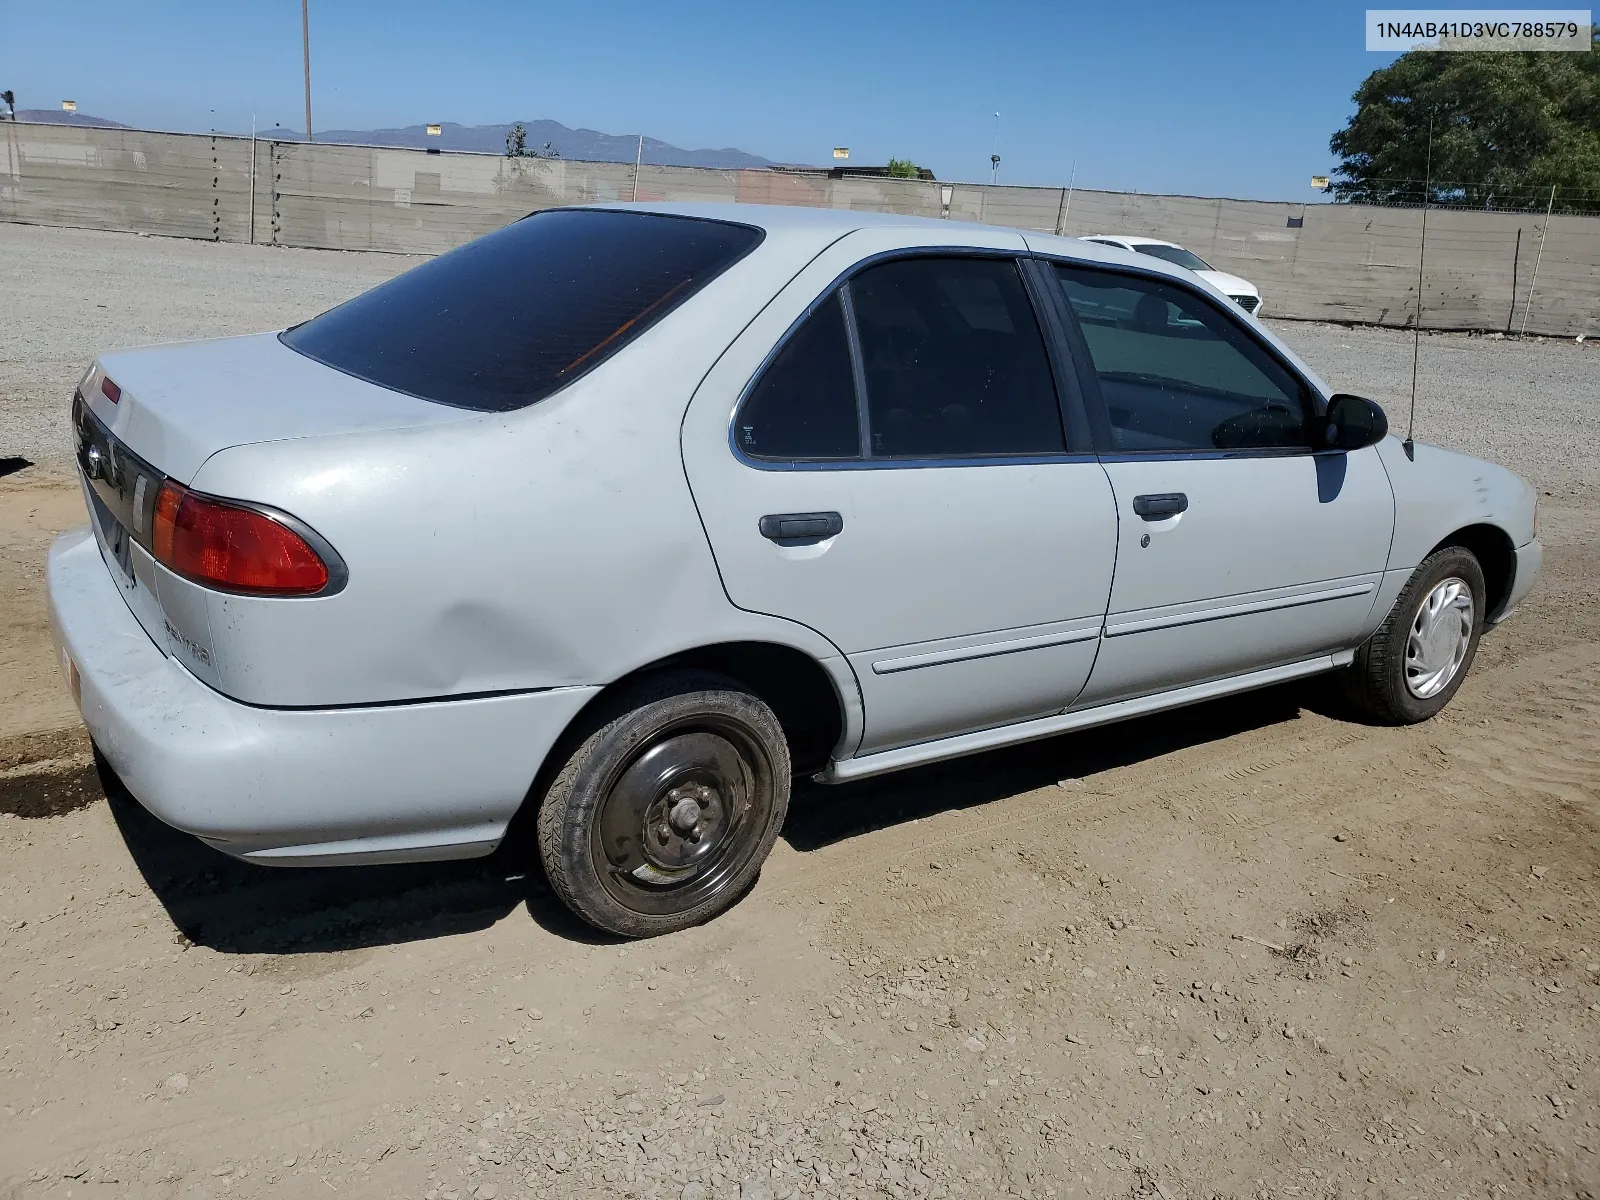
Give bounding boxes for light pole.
[990,111,1001,184]
[301,0,313,142]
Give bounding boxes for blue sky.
[5,0,1403,200]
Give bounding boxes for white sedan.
[48,203,1539,936]
[1082,234,1264,316]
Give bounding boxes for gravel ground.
[1282,323,1600,497]
[0,224,420,477]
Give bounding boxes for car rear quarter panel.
[184,225,861,715]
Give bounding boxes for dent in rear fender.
[187,370,861,712]
[1375,438,1536,571]
[188,373,727,705]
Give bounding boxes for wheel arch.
[1430,523,1516,620]
[507,640,855,850]
[617,641,853,776]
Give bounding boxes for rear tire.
[1342,545,1485,724]
[536,671,790,937]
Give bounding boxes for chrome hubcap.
[1404,577,1474,699]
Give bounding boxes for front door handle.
[759,511,843,542]
[1132,492,1188,520]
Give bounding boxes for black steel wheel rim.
[590,714,775,917]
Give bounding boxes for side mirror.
[1322,394,1388,451]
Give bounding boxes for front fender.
[1377,437,1537,571]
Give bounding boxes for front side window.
[282,209,762,412]
[849,257,1065,458]
[1053,265,1312,453]
[736,294,860,460]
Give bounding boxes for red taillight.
[150,481,331,596]
[100,376,121,404]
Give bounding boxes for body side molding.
[819,652,1351,783]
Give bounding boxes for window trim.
[1032,254,1330,462]
[729,247,1096,471]
[837,284,874,460]
[1019,257,1096,452]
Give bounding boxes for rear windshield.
[1133,243,1212,273]
[280,209,763,412]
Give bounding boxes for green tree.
[885,158,921,178]
[1329,32,1600,211]
[505,123,559,159]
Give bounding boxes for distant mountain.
[305,120,775,170]
[7,110,780,170]
[15,110,129,129]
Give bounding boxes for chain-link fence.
[1328,178,1600,216]
[4,120,1596,337]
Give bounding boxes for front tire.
[536,671,790,937]
[1342,545,1486,724]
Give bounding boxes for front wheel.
[1342,545,1486,724]
[536,671,790,937]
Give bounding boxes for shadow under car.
[95,679,1318,950]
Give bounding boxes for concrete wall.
[4,120,1596,337]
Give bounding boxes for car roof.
[582,200,1191,278]
[570,203,1331,400]
[598,200,987,237]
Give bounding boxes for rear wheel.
[1342,545,1485,724]
[536,671,790,937]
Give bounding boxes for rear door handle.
[1132,492,1188,520]
[759,511,843,542]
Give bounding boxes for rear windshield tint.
[280,209,763,412]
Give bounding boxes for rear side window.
[849,257,1064,458]
[736,295,861,460]
[281,209,762,412]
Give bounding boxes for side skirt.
[816,652,1352,784]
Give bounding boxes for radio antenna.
[1404,113,1433,462]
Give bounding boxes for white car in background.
[1082,235,1264,316]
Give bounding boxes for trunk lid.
[88,332,471,483]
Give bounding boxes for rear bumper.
[46,528,598,866]
[1490,537,1542,625]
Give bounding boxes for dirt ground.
[0,230,1597,1200]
